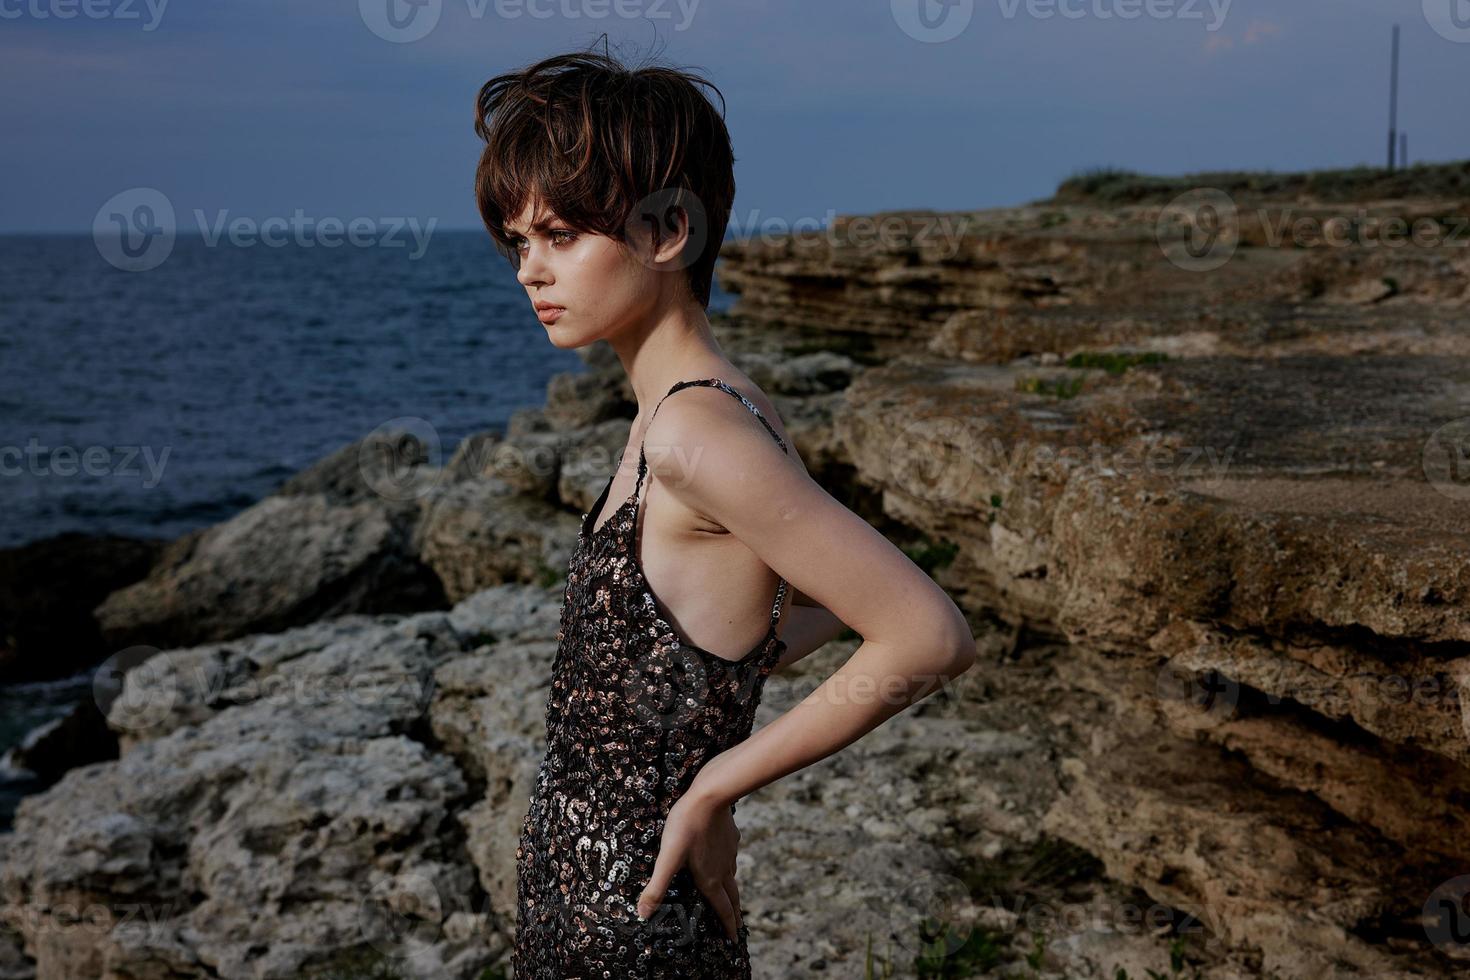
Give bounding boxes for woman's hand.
[636,787,742,942]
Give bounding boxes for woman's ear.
[649,205,691,266]
[627,191,709,273]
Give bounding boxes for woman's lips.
[536,306,566,324]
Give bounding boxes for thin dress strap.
[631,378,790,634]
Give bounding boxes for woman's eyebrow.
[504,219,558,236]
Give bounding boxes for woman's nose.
[516,247,549,287]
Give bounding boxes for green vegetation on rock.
[1065,350,1168,374]
[1054,160,1470,205]
[1015,375,1085,399]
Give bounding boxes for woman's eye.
[509,230,574,253]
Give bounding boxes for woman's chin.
[545,323,602,350]
[547,331,587,350]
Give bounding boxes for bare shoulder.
[643,377,800,476]
[641,375,973,654]
[644,377,825,601]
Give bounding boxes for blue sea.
[1,230,737,549]
[0,230,735,828]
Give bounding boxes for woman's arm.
[632,388,977,930]
[772,603,849,671]
[643,388,978,801]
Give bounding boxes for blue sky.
[1,0,1465,233]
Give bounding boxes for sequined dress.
[511,378,791,979]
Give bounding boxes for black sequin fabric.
[512,378,791,979]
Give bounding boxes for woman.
[474,45,977,979]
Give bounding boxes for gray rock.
[94,493,445,651]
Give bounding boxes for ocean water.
[0,231,736,549]
[0,229,734,827]
[0,230,587,548]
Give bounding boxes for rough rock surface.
[768,175,1470,975]
[3,582,1254,979]
[9,164,1470,977]
[93,491,446,651]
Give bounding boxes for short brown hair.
[473,45,735,309]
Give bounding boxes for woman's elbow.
[933,614,978,677]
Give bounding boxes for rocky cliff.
[3,162,1469,978]
[717,161,1470,977]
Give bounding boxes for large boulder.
[94,492,445,651]
[1,586,564,980]
[0,533,162,684]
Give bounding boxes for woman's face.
[506,201,667,350]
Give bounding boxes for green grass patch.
[1052,160,1470,205]
[865,932,898,980]
[1014,375,1085,399]
[1065,350,1168,374]
[864,920,1007,979]
[960,835,1105,909]
[916,921,1006,977]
